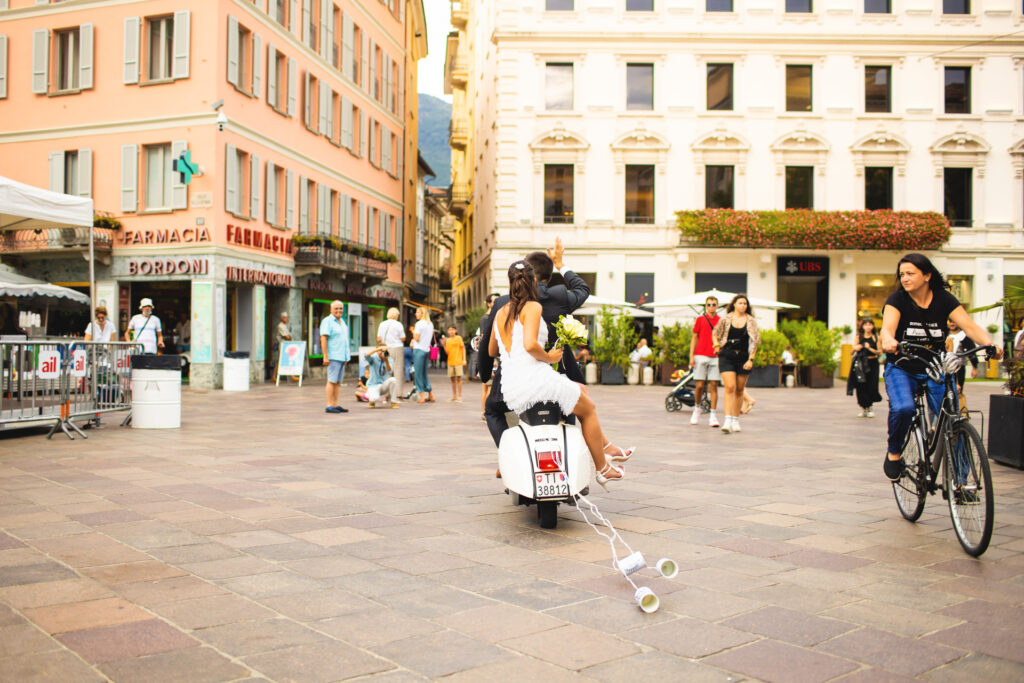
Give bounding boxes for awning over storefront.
[0,270,89,304]
[403,301,443,313]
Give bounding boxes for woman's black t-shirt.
[884,288,961,373]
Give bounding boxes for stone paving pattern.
[0,375,1022,681]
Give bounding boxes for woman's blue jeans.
[413,348,432,393]
[884,363,970,484]
[884,363,943,456]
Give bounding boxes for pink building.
[0,0,426,388]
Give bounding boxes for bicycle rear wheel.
[943,421,994,557]
[893,424,926,522]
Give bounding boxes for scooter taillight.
[536,450,563,472]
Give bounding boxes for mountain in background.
[417,93,452,187]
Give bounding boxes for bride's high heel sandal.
[595,462,624,491]
[603,442,636,464]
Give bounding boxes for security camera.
[216,111,228,131]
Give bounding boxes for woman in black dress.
[849,318,882,417]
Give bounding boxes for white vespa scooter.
[498,400,679,612]
[498,401,592,529]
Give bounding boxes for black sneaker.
[325,406,342,414]
[335,406,349,413]
[883,456,905,482]
[954,487,980,505]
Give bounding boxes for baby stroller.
[664,368,710,413]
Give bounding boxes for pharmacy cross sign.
[173,150,199,185]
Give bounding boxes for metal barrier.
[0,339,142,440]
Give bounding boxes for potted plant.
[651,322,692,385]
[781,319,842,388]
[594,306,637,385]
[747,329,789,388]
[990,344,1024,469]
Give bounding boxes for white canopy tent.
[0,175,95,330]
[574,295,652,318]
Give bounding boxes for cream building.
[450,0,1024,341]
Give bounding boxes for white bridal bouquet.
[552,314,589,369]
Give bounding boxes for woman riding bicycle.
[880,253,1002,482]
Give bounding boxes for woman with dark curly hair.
[712,294,761,434]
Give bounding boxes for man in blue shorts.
[319,300,350,413]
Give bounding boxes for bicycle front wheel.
[893,424,926,522]
[943,421,994,557]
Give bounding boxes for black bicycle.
[891,341,996,556]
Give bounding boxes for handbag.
[429,344,439,362]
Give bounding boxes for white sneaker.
[867,409,875,418]
[709,412,721,428]
[690,410,700,425]
[857,409,866,418]
[721,417,732,433]
[732,419,741,433]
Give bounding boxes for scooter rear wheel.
[538,501,558,529]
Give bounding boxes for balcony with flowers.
[676,209,951,251]
[291,234,396,280]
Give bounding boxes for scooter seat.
[518,401,564,427]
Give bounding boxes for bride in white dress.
[489,260,633,487]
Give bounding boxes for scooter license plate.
[535,472,569,499]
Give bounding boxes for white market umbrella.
[647,289,799,313]
[0,270,89,304]
[574,295,652,318]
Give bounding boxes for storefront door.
[777,257,829,324]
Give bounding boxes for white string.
[572,492,639,590]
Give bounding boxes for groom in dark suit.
[478,238,590,447]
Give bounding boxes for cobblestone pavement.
[1,374,1022,682]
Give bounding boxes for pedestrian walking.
[712,294,761,434]
[444,325,466,402]
[125,298,164,354]
[84,306,116,342]
[847,317,882,417]
[376,307,406,397]
[689,295,722,427]
[319,300,350,414]
[411,307,435,403]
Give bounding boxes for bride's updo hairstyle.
[504,260,540,333]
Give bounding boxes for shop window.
[786,65,812,112]
[864,0,890,11]
[943,0,969,14]
[48,149,92,198]
[865,66,890,113]
[544,164,574,224]
[944,167,972,227]
[626,0,654,10]
[786,0,812,11]
[856,273,891,322]
[696,272,747,294]
[707,63,733,111]
[948,275,973,306]
[864,167,893,210]
[625,273,654,307]
[625,164,654,224]
[547,0,573,9]
[144,143,172,210]
[546,63,573,111]
[705,165,734,209]
[626,63,653,110]
[785,166,813,209]
[944,66,970,114]
[707,0,732,10]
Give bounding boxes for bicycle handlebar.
[897,341,996,362]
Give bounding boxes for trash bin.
[223,351,250,391]
[130,355,182,429]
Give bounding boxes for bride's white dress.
[494,317,581,417]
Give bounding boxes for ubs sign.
[778,257,829,277]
